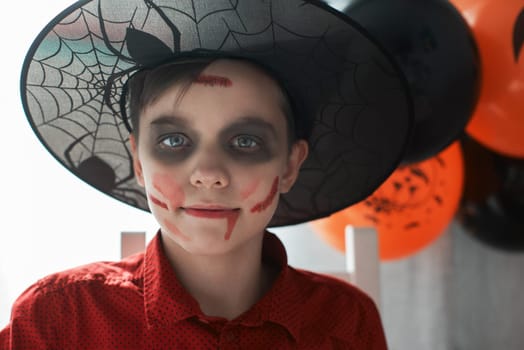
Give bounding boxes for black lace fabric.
[21,0,412,227]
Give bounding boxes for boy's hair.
[127,58,300,149]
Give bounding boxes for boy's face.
[130,59,308,255]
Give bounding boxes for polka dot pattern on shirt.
[0,232,387,349]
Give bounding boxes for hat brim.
[21,0,413,227]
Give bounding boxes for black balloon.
[457,136,524,252]
[327,0,481,163]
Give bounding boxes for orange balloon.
[310,141,464,260]
[451,0,524,158]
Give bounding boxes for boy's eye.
[230,135,261,150]
[159,134,191,149]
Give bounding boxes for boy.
[2,0,412,348]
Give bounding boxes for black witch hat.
[21,0,413,226]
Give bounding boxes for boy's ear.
[280,140,309,193]
[129,134,145,187]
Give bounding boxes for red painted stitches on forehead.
[194,74,233,87]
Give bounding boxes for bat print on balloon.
[311,142,463,260]
[148,173,279,241]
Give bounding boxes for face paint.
[163,219,191,242]
[224,211,240,241]
[184,208,241,241]
[241,179,261,200]
[149,194,168,210]
[194,74,233,87]
[152,173,185,210]
[250,176,279,213]
[220,120,277,164]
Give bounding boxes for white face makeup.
[131,59,308,256]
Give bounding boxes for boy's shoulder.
[290,266,374,305]
[15,252,145,306]
[286,267,382,341]
[4,253,148,346]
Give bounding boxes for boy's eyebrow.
[220,116,279,138]
[150,115,278,137]
[149,115,192,129]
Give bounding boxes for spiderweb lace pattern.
[22,0,412,226]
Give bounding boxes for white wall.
[0,0,160,326]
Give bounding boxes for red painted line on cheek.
[250,177,279,213]
[152,173,185,210]
[149,195,168,210]
[241,179,261,200]
[194,74,233,87]
[223,211,240,241]
[163,219,191,242]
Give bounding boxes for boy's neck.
[162,231,278,320]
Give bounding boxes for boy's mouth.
[182,205,240,219]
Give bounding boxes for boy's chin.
[176,236,263,257]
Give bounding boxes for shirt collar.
[143,231,307,341]
[246,231,307,341]
[143,232,202,328]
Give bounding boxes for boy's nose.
[189,158,229,189]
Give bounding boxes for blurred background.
[1,1,523,349]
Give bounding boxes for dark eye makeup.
[229,135,262,150]
[146,115,279,164]
[158,133,192,150]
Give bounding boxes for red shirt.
[1,232,387,349]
